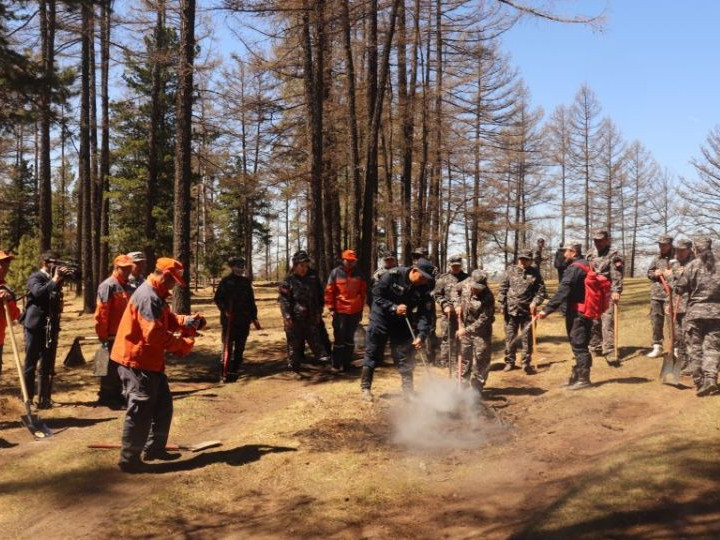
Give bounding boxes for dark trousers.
[362,327,415,375]
[504,314,533,366]
[118,365,173,464]
[99,360,125,404]
[222,321,251,373]
[286,319,328,370]
[23,327,58,402]
[566,311,593,371]
[650,299,666,345]
[331,312,362,369]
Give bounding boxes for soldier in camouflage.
[498,249,546,374]
[453,269,495,396]
[674,237,720,396]
[432,255,468,367]
[646,235,674,358]
[214,256,260,382]
[665,239,694,374]
[586,228,623,365]
[278,251,330,375]
[369,251,398,307]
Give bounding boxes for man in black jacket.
[537,241,593,390]
[361,258,435,401]
[214,256,260,382]
[22,251,72,408]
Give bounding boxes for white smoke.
[391,376,508,451]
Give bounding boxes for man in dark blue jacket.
[537,241,593,390]
[22,251,72,408]
[361,258,435,401]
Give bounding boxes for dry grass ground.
[1,277,719,539]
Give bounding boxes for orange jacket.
[110,274,194,372]
[324,265,367,315]
[94,272,131,341]
[0,280,20,347]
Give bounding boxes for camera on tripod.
[47,258,82,281]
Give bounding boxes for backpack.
[571,262,611,320]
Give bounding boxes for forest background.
[1,0,719,314]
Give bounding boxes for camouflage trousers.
[650,299,667,345]
[285,319,329,370]
[438,315,459,367]
[589,303,615,355]
[675,312,689,370]
[454,329,492,392]
[685,318,720,385]
[504,314,533,366]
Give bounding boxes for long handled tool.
[404,316,432,375]
[658,275,681,384]
[508,314,541,349]
[220,302,234,382]
[3,299,53,439]
[88,440,221,452]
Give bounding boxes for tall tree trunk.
[359,0,400,280]
[429,0,442,261]
[98,0,111,278]
[172,0,195,314]
[80,1,94,311]
[38,0,56,251]
[145,0,164,271]
[89,4,101,284]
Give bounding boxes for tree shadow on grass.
[148,444,297,474]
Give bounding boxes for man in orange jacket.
[111,257,206,473]
[0,250,20,379]
[325,249,367,371]
[94,254,135,408]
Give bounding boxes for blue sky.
[501,0,720,181]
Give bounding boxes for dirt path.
[2,280,719,539]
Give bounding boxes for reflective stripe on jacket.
[110,274,192,372]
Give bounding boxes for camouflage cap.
[694,237,712,251]
[382,250,397,260]
[676,239,692,250]
[468,269,488,289]
[449,254,463,265]
[562,240,583,255]
[518,249,533,260]
[291,250,311,265]
[657,234,673,244]
[411,246,429,257]
[537,238,546,243]
[593,228,610,240]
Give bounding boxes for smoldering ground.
[391,376,509,451]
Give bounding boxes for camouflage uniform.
[432,258,468,367]
[278,259,329,371]
[497,255,546,369]
[674,239,720,394]
[646,237,675,346]
[587,236,623,356]
[214,263,258,380]
[452,271,495,394]
[668,243,694,372]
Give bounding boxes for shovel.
[659,276,681,385]
[404,316,432,376]
[87,440,222,452]
[3,299,53,440]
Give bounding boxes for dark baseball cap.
[228,256,246,267]
[382,250,397,260]
[413,258,435,280]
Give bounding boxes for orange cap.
[155,257,186,287]
[113,254,135,268]
[342,249,357,261]
[0,250,15,262]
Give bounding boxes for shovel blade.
[63,337,87,368]
[21,414,53,440]
[660,352,681,385]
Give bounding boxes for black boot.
[401,371,414,400]
[696,376,718,397]
[567,368,591,390]
[360,367,374,402]
[566,366,578,387]
[37,374,53,409]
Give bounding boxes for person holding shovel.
[360,258,435,402]
[646,235,675,358]
[214,256,260,382]
[432,255,468,368]
[111,257,206,473]
[665,239,695,374]
[0,250,20,379]
[453,269,495,397]
[498,248,547,375]
[93,254,135,409]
